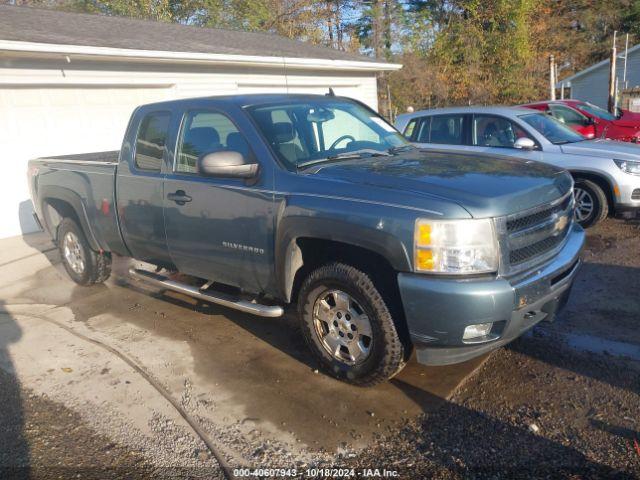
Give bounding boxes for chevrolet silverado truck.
[28,94,585,385]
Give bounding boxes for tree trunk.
[327,1,334,48]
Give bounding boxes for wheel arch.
[276,214,411,304]
[39,186,101,251]
[569,170,616,211]
[284,237,404,305]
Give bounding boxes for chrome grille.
[497,191,574,275]
[506,195,573,233]
[509,233,566,265]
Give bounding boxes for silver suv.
[396,106,640,227]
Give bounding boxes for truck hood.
[560,139,640,160]
[307,150,572,218]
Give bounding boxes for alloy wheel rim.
[63,231,85,274]
[574,187,594,222]
[312,289,373,365]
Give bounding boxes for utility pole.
[387,83,393,123]
[608,32,617,114]
[549,55,556,100]
[623,33,629,91]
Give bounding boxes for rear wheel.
[573,179,608,228]
[298,263,406,386]
[58,218,111,285]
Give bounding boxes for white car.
[396,106,640,227]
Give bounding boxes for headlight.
[414,218,499,274]
[614,159,640,175]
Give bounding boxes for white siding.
[0,54,379,239]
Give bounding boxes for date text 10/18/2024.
[233,468,401,478]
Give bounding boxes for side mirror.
[513,137,536,150]
[197,151,258,179]
[583,125,596,139]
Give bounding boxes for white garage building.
[0,5,400,239]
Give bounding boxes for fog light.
[463,322,493,340]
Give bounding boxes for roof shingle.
[0,4,380,64]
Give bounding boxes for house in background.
[0,4,400,239]
[557,43,640,110]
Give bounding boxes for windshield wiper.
[297,149,390,170]
[387,144,416,154]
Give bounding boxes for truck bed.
[29,151,123,255]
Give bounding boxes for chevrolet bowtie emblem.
[554,215,568,235]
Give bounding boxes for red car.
[520,99,640,143]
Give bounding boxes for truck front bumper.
[398,224,585,366]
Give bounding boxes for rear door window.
[134,112,170,172]
[429,115,465,145]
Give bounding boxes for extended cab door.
[116,109,174,266]
[162,107,275,294]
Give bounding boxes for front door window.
[472,115,531,148]
[550,105,589,128]
[176,111,250,174]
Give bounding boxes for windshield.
[519,113,586,144]
[579,102,617,121]
[245,99,409,169]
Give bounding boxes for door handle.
[167,190,192,205]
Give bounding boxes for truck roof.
[136,93,363,111]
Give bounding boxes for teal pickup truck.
[28,94,585,385]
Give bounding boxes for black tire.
[298,262,407,386]
[573,179,609,228]
[57,218,112,286]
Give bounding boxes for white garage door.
[0,86,171,238]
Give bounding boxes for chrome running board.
[129,268,284,318]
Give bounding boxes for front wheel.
[58,218,112,286]
[298,263,407,386]
[573,179,608,228]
